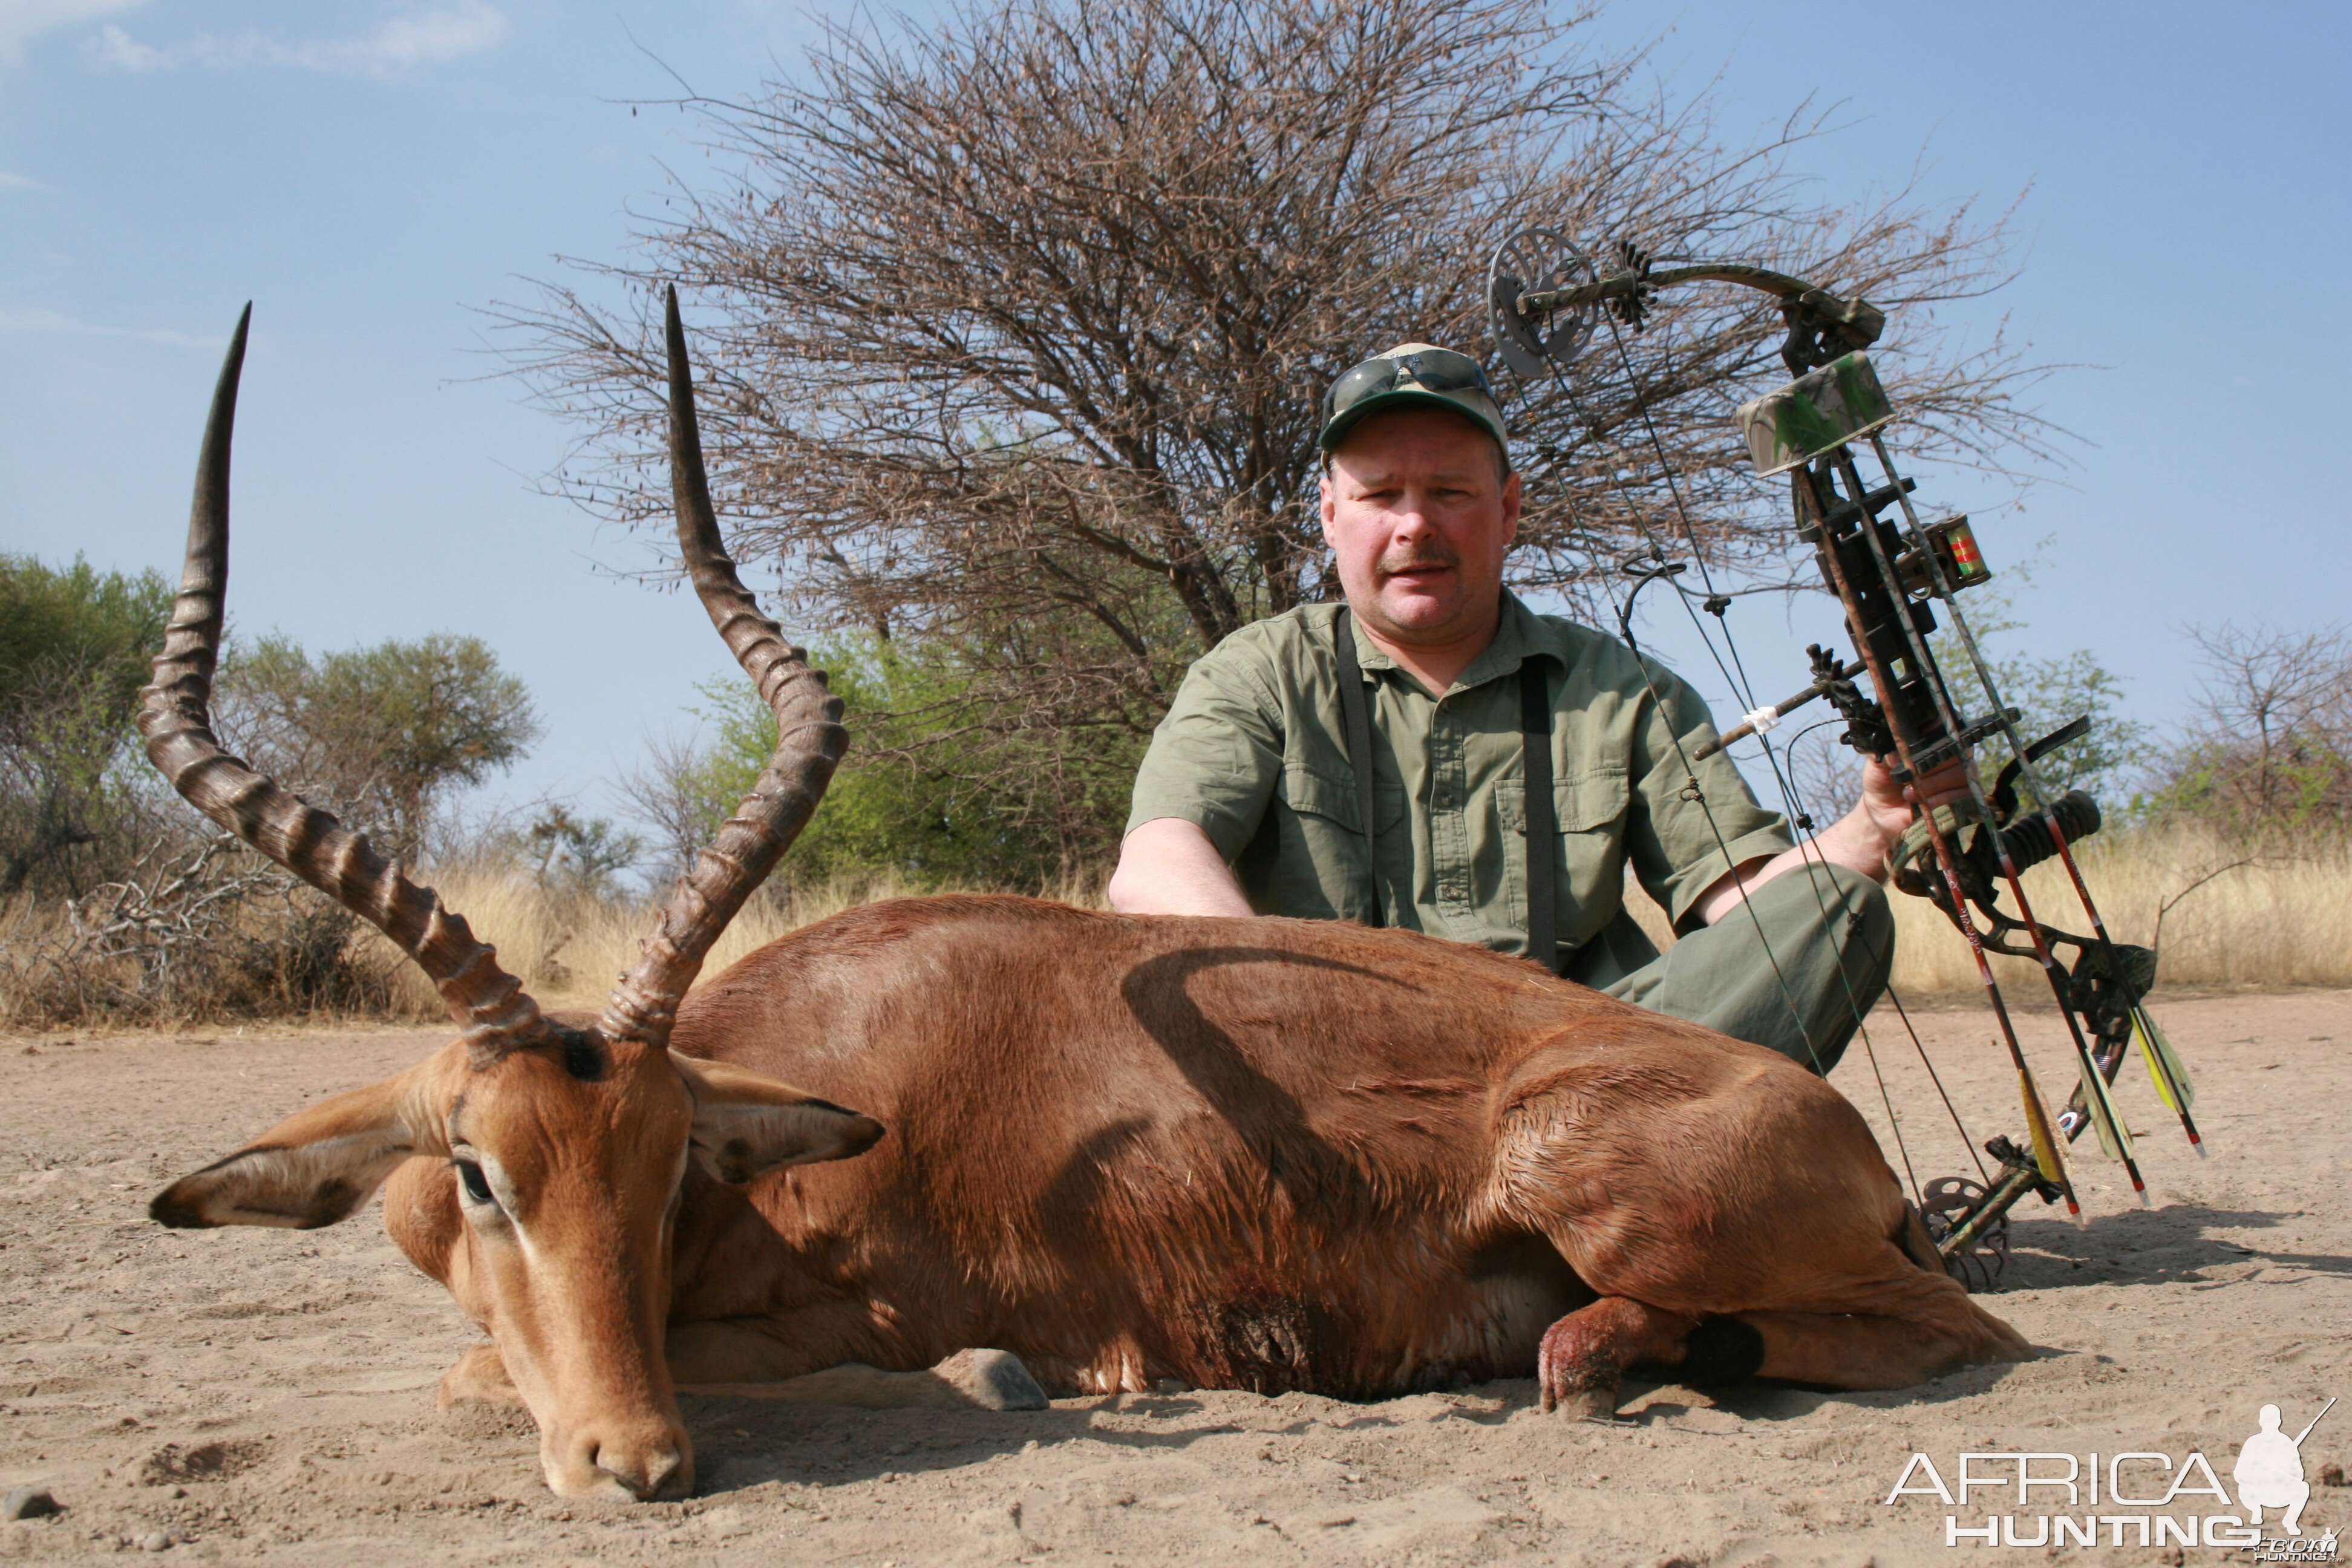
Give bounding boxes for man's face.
[1319,407,1520,648]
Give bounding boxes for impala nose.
[547,1423,693,1501]
[595,1439,691,1501]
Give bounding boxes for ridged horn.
[138,305,552,1069]
[594,288,848,1050]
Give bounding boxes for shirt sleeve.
[1124,635,1287,863]
[1622,656,1794,932]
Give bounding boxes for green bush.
[670,633,1140,895]
[0,553,174,895]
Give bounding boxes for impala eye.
[454,1159,500,1211]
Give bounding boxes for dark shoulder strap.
[1331,606,1384,929]
[1520,658,1558,973]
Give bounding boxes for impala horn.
[139,305,554,1068]
[593,286,848,1050]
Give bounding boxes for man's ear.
[151,1066,438,1229]
[672,1053,885,1185]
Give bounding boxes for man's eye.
[454,1160,500,1211]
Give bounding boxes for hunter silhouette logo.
[1883,1396,2339,1552]
[2238,1399,2336,1536]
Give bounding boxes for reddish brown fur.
[148,301,2029,1506]
[635,896,2027,1400]
[158,888,2030,1501]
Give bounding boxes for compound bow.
[1486,231,2205,1284]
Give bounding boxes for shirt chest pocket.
[1498,768,1630,949]
[1273,763,1409,923]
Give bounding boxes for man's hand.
[1106,818,1256,917]
[1854,753,1970,863]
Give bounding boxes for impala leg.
[668,1320,1048,1411]
[385,1158,534,1412]
[679,1350,1049,1412]
[382,1155,461,1287]
[1538,1297,1701,1419]
[440,1342,527,1410]
[1735,1295,2032,1389]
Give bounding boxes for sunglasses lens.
[1324,349,1498,436]
[1328,360,1399,417]
[1396,350,1492,395]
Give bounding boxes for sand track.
[2,990,2346,1564]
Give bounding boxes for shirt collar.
[1456,590,1556,690]
[1343,590,1559,693]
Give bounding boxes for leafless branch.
[494,0,2057,865]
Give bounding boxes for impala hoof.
[935,1348,1049,1411]
[438,1343,526,1410]
[1537,1321,1622,1421]
[1548,1383,1621,1422]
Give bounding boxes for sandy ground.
[1,988,2346,1566]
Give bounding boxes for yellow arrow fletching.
[2135,1009,2196,1113]
[2079,1057,2136,1164]
[2018,1064,2071,1198]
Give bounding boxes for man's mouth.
[1381,558,1455,585]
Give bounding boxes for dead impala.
[143,292,2030,1503]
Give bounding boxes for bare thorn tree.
[502,0,2054,870]
[2154,621,2352,838]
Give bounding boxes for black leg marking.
[1679,1316,1765,1385]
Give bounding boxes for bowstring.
[1535,363,1831,1089]
[1586,312,1936,1200]
[1521,309,1984,1201]
[1606,313,2001,1190]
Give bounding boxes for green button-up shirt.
[1125,593,1792,981]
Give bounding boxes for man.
[1108,341,1949,1074]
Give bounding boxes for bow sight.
[1488,232,2206,1286]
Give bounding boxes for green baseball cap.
[1318,342,1509,456]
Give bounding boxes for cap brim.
[1319,387,1508,454]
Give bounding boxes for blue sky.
[3,1,2346,835]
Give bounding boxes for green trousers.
[1562,861,1895,1077]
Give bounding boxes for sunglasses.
[1322,348,1498,424]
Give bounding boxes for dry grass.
[365,867,1112,1021]
[1884,827,2352,997]
[0,889,411,1031]
[7,831,2341,1030]
[1623,826,2352,999]
[368,829,2352,1018]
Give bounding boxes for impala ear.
[673,1054,885,1185]
[151,1067,437,1230]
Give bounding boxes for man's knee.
[1781,864,1894,1075]
[1798,861,1892,982]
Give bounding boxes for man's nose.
[1389,495,1436,536]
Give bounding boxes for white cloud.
[0,305,220,348]
[89,18,154,68]
[292,1,508,71]
[90,2,508,77]
[0,168,47,191]
[0,0,149,63]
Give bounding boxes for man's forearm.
[1691,750,1962,927]
[1691,800,1888,927]
[1106,817,1256,917]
